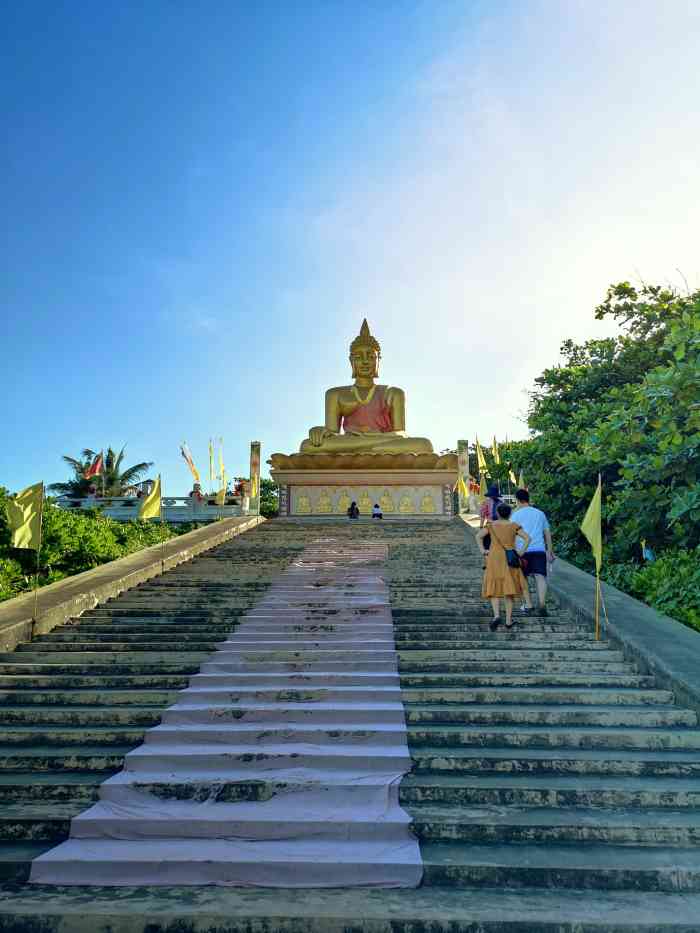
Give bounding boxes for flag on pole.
[208,439,215,491]
[479,474,487,497]
[218,439,225,484]
[180,443,200,484]
[509,469,518,485]
[84,452,103,480]
[6,482,43,550]
[518,470,525,489]
[458,475,469,500]
[475,438,489,475]
[491,437,500,464]
[580,475,603,640]
[138,476,161,521]
[580,476,603,572]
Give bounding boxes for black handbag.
[490,524,522,570]
[505,548,522,569]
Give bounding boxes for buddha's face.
[350,347,380,380]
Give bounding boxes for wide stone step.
[0,688,180,706]
[407,724,700,750]
[403,704,696,728]
[0,803,83,841]
[398,647,623,660]
[0,661,204,676]
[0,726,147,747]
[410,745,700,777]
[16,641,223,653]
[0,706,164,726]
[400,672,657,688]
[420,842,700,891]
[401,687,675,706]
[64,622,237,633]
[0,746,132,771]
[0,773,104,804]
[400,773,700,808]
[0,674,191,689]
[396,637,599,648]
[400,660,635,673]
[410,804,700,846]
[35,632,230,644]
[0,881,699,932]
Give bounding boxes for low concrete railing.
[55,495,253,523]
[0,515,264,654]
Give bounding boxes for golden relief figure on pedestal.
[316,491,333,514]
[399,494,413,514]
[335,492,351,514]
[296,494,312,514]
[358,491,373,514]
[379,490,395,513]
[420,492,436,514]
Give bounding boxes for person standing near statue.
[513,488,555,616]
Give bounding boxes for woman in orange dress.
[476,502,530,631]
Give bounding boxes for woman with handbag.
[476,502,530,631]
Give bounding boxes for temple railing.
[54,496,252,523]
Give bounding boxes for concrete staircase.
[0,519,699,930]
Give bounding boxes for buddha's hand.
[308,426,332,447]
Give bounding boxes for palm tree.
[49,447,154,497]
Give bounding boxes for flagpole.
[157,474,166,574]
[32,483,44,629]
[101,449,105,498]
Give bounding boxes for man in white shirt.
[513,489,555,615]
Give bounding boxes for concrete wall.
[0,516,263,654]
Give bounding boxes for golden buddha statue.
[299,320,434,456]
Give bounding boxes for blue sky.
[3,1,699,495]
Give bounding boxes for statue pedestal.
[270,457,457,520]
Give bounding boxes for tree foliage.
[260,478,279,518]
[506,282,700,629]
[0,487,186,603]
[48,446,153,497]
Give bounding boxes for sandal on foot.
[489,618,500,631]
[505,620,516,629]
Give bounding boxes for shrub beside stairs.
[0,519,698,930]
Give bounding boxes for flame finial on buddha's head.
[349,319,381,357]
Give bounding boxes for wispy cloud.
[303,0,700,448]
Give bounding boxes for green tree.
[259,478,279,518]
[48,447,153,497]
[508,281,700,628]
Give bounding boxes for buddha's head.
[349,319,381,380]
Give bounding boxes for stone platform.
[271,468,456,519]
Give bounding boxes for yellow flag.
[208,439,215,488]
[479,474,487,497]
[215,484,226,506]
[218,439,225,483]
[475,438,489,475]
[138,475,161,521]
[458,475,469,499]
[580,476,603,572]
[6,482,43,550]
[491,436,500,464]
[509,469,518,485]
[518,470,525,488]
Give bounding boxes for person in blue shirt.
[513,488,555,615]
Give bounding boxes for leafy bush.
[0,489,189,603]
[603,550,700,632]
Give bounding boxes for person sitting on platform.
[347,501,360,520]
[372,503,383,519]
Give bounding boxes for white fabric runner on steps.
[30,539,423,887]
